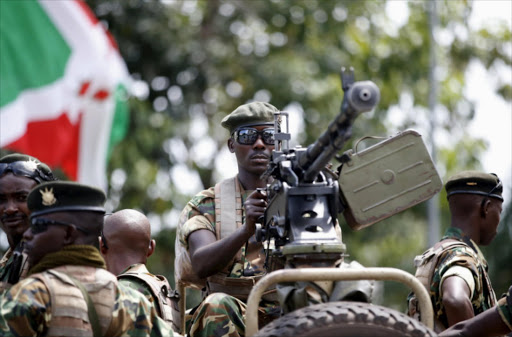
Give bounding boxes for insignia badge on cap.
[25,159,39,171]
[40,187,56,206]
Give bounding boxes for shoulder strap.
[215,176,238,239]
[214,176,244,267]
[409,239,469,330]
[118,271,179,323]
[68,275,102,337]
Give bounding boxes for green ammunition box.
[339,130,442,230]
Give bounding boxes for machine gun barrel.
[298,69,380,182]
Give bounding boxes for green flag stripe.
[0,0,71,107]
[107,84,129,159]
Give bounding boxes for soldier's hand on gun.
[243,189,267,236]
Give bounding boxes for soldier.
[0,181,177,336]
[100,209,179,330]
[408,171,503,332]
[0,153,56,291]
[175,102,281,337]
[439,284,512,337]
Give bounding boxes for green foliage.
[86,0,512,311]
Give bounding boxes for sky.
[467,0,512,202]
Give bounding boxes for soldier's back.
[0,264,176,337]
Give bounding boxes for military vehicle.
[245,68,441,336]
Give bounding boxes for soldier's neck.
[450,218,480,244]
[237,171,267,190]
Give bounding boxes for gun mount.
[256,68,380,266]
[256,66,442,270]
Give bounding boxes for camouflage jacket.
[118,263,156,307]
[0,264,177,337]
[175,176,268,290]
[431,227,497,327]
[118,262,178,330]
[497,285,512,331]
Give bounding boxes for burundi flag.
[0,0,130,190]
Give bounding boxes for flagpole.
[427,0,440,247]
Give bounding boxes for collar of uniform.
[442,227,486,263]
[0,247,13,266]
[120,263,147,275]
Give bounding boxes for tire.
[254,301,436,337]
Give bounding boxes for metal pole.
[427,0,440,247]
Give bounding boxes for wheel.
[254,301,436,337]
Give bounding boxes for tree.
[83,0,511,310]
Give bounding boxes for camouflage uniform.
[118,262,179,331]
[0,264,177,337]
[118,263,157,308]
[497,285,512,331]
[175,176,279,337]
[430,227,497,328]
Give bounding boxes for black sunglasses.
[30,218,89,234]
[0,161,54,183]
[232,127,275,146]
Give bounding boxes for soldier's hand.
[243,189,267,236]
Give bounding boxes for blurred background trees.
[64,0,512,309]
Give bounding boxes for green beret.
[28,181,106,217]
[221,102,278,133]
[0,153,55,183]
[445,171,503,201]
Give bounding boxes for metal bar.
[427,0,440,247]
[178,282,186,335]
[245,267,433,336]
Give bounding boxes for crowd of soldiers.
[0,102,510,336]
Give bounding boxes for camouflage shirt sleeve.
[177,187,216,250]
[497,286,512,331]
[435,247,481,300]
[0,277,51,336]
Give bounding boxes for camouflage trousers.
[187,292,280,337]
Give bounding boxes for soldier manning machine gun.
[247,68,442,337]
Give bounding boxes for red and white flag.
[0,0,130,190]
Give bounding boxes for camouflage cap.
[221,101,279,133]
[28,181,106,217]
[445,171,503,201]
[0,153,55,183]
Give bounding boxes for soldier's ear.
[99,236,108,255]
[63,225,79,245]
[147,239,156,258]
[480,198,490,218]
[228,138,235,153]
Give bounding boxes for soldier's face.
[0,173,37,248]
[229,125,274,177]
[23,214,69,268]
